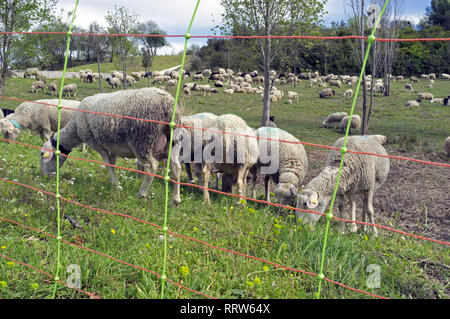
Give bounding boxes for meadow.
[0,63,449,299]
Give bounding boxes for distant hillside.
[65,55,190,73]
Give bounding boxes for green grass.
[0,70,449,299]
[65,55,188,74]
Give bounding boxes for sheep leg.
[236,167,246,201]
[95,148,117,185]
[362,193,369,232]
[337,195,346,233]
[169,154,181,207]
[137,156,158,198]
[366,190,378,237]
[185,163,194,183]
[200,163,211,203]
[251,168,258,199]
[264,175,271,202]
[347,194,358,233]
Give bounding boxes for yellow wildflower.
[180,266,189,276]
[111,229,116,234]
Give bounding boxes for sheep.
[0,99,80,142]
[23,67,40,78]
[152,75,170,84]
[126,76,136,86]
[201,114,259,203]
[322,112,348,128]
[421,74,430,81]
[183,87,192,98]
[37,75,47,84]
[340,114,361,133]
[405,83,414,92]
[395,76,404,81]
[329,79,342,88]
[31,81,46,94]
[417,92,434,102]
[441,73,450,80]
[428,73,436,80]
[130,72,142,81]
[172,112,218,188]
[430,98,444,105]
[250,127,308,206]
[223,88,234,94]
[404,100,420,107]
[62,84,77,97]
[39,88,182,204]
[343,89,353,98]
[287,91,299,104]
[269,115,276,128]
[445,137,450,157]
[296,136,389,236]
[202,69,212,76]
[193,83,211,96]
[319,88,335,99]
[48,80,58,96]
[166,79,177,90]
[429,79,435,88]
[106,77,121,89]
[410,76,419,82]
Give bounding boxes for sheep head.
[295,188,326,225]
[40,139,68,176]
[273,182,297,206]
[0,118,21,142]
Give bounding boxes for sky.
[56,0,431,55]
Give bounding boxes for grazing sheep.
[421,74,430,81]
[430,98,444,105]
[39,88,181,204]
[340,114,361,133]
[410,76,419,82]
[429,79,434,88]
[343,89,353,98]
[442,73,450,80]
[0,99,80,142]
[269,115,276,128]
[404,100,420,107]
[367,134,387,145]
[152,75,170,84]
[24,67,40,78]
[224,88,234,94]
[395,76,404,81]
[166,79,177,89]
[417,92,434,102]
[319,88,335,99]
[37,75,47,84]
[130,72,142,81]
[193,83,211,96]
[201,114,259,203]
[296,136,390,235]
[287,91,299,104]
[322,112,348,128]
[405,83,414,92]
[428,73,436,80]
[250,127,308,206]
[48,80,58,96]
[445,137,450,157]
[193,74,204,81]
[106,77,121,89]
[329,80,342,88]
[62,84,77,97]
[31,81,46,94]
[183,87,192,98]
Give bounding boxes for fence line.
[0,31,449,42]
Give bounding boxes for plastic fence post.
[160,0,201,299]
[315,0,390,299]
[51,0,80,299]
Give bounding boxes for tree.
[425,0,450,31]
[105,5,139,89]
[136,20,168,87]
[0,0,56,95]
[218,0,326,126]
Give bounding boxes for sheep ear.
[42,142,54,163]
[306,191,319,209]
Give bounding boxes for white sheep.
[201,114,259,203]
[322,112,348,128]
[39,88,182,204]
[287,91,299,104]
[106,77,121,89]
[193,83,211,96]
[405,84,414,92]
[296,136,390,236]
[183,87,192,98]
[430,98,444,105]
[343,89,353,98]
[404,100,419,107]
[340,115,361,134]
[31,81,46,94]
[24,67,40,78]
[319,88,335,99]
[62,84,77,97]
[250,127,308,206]
[417,92,434,102]
[0,99,80,142]
[48,80,58,96]
[367,134,387,145]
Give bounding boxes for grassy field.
[0,66,449,299]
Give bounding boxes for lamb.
[106,77,121,89]
[39,88,181,204]
[404,100,419,107]
[319,88,335,99]
[340,114,361,133]
[166,79,177,89]
[183,87,192,98]
[48,80,58,96]
[430,98,444,105]
[296,136,390,236]
[0,99,80,142]
[62,84,77,97]
[23,67,40,78]
[250,127,308,206]
[322,112,348,128]
[405,83,414,92]
[31,81,46,94]
[417,92,434,102]
[343,89,353,98]
[201,114,259,203]
[445,137,450,157]
[429,79,435,88]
